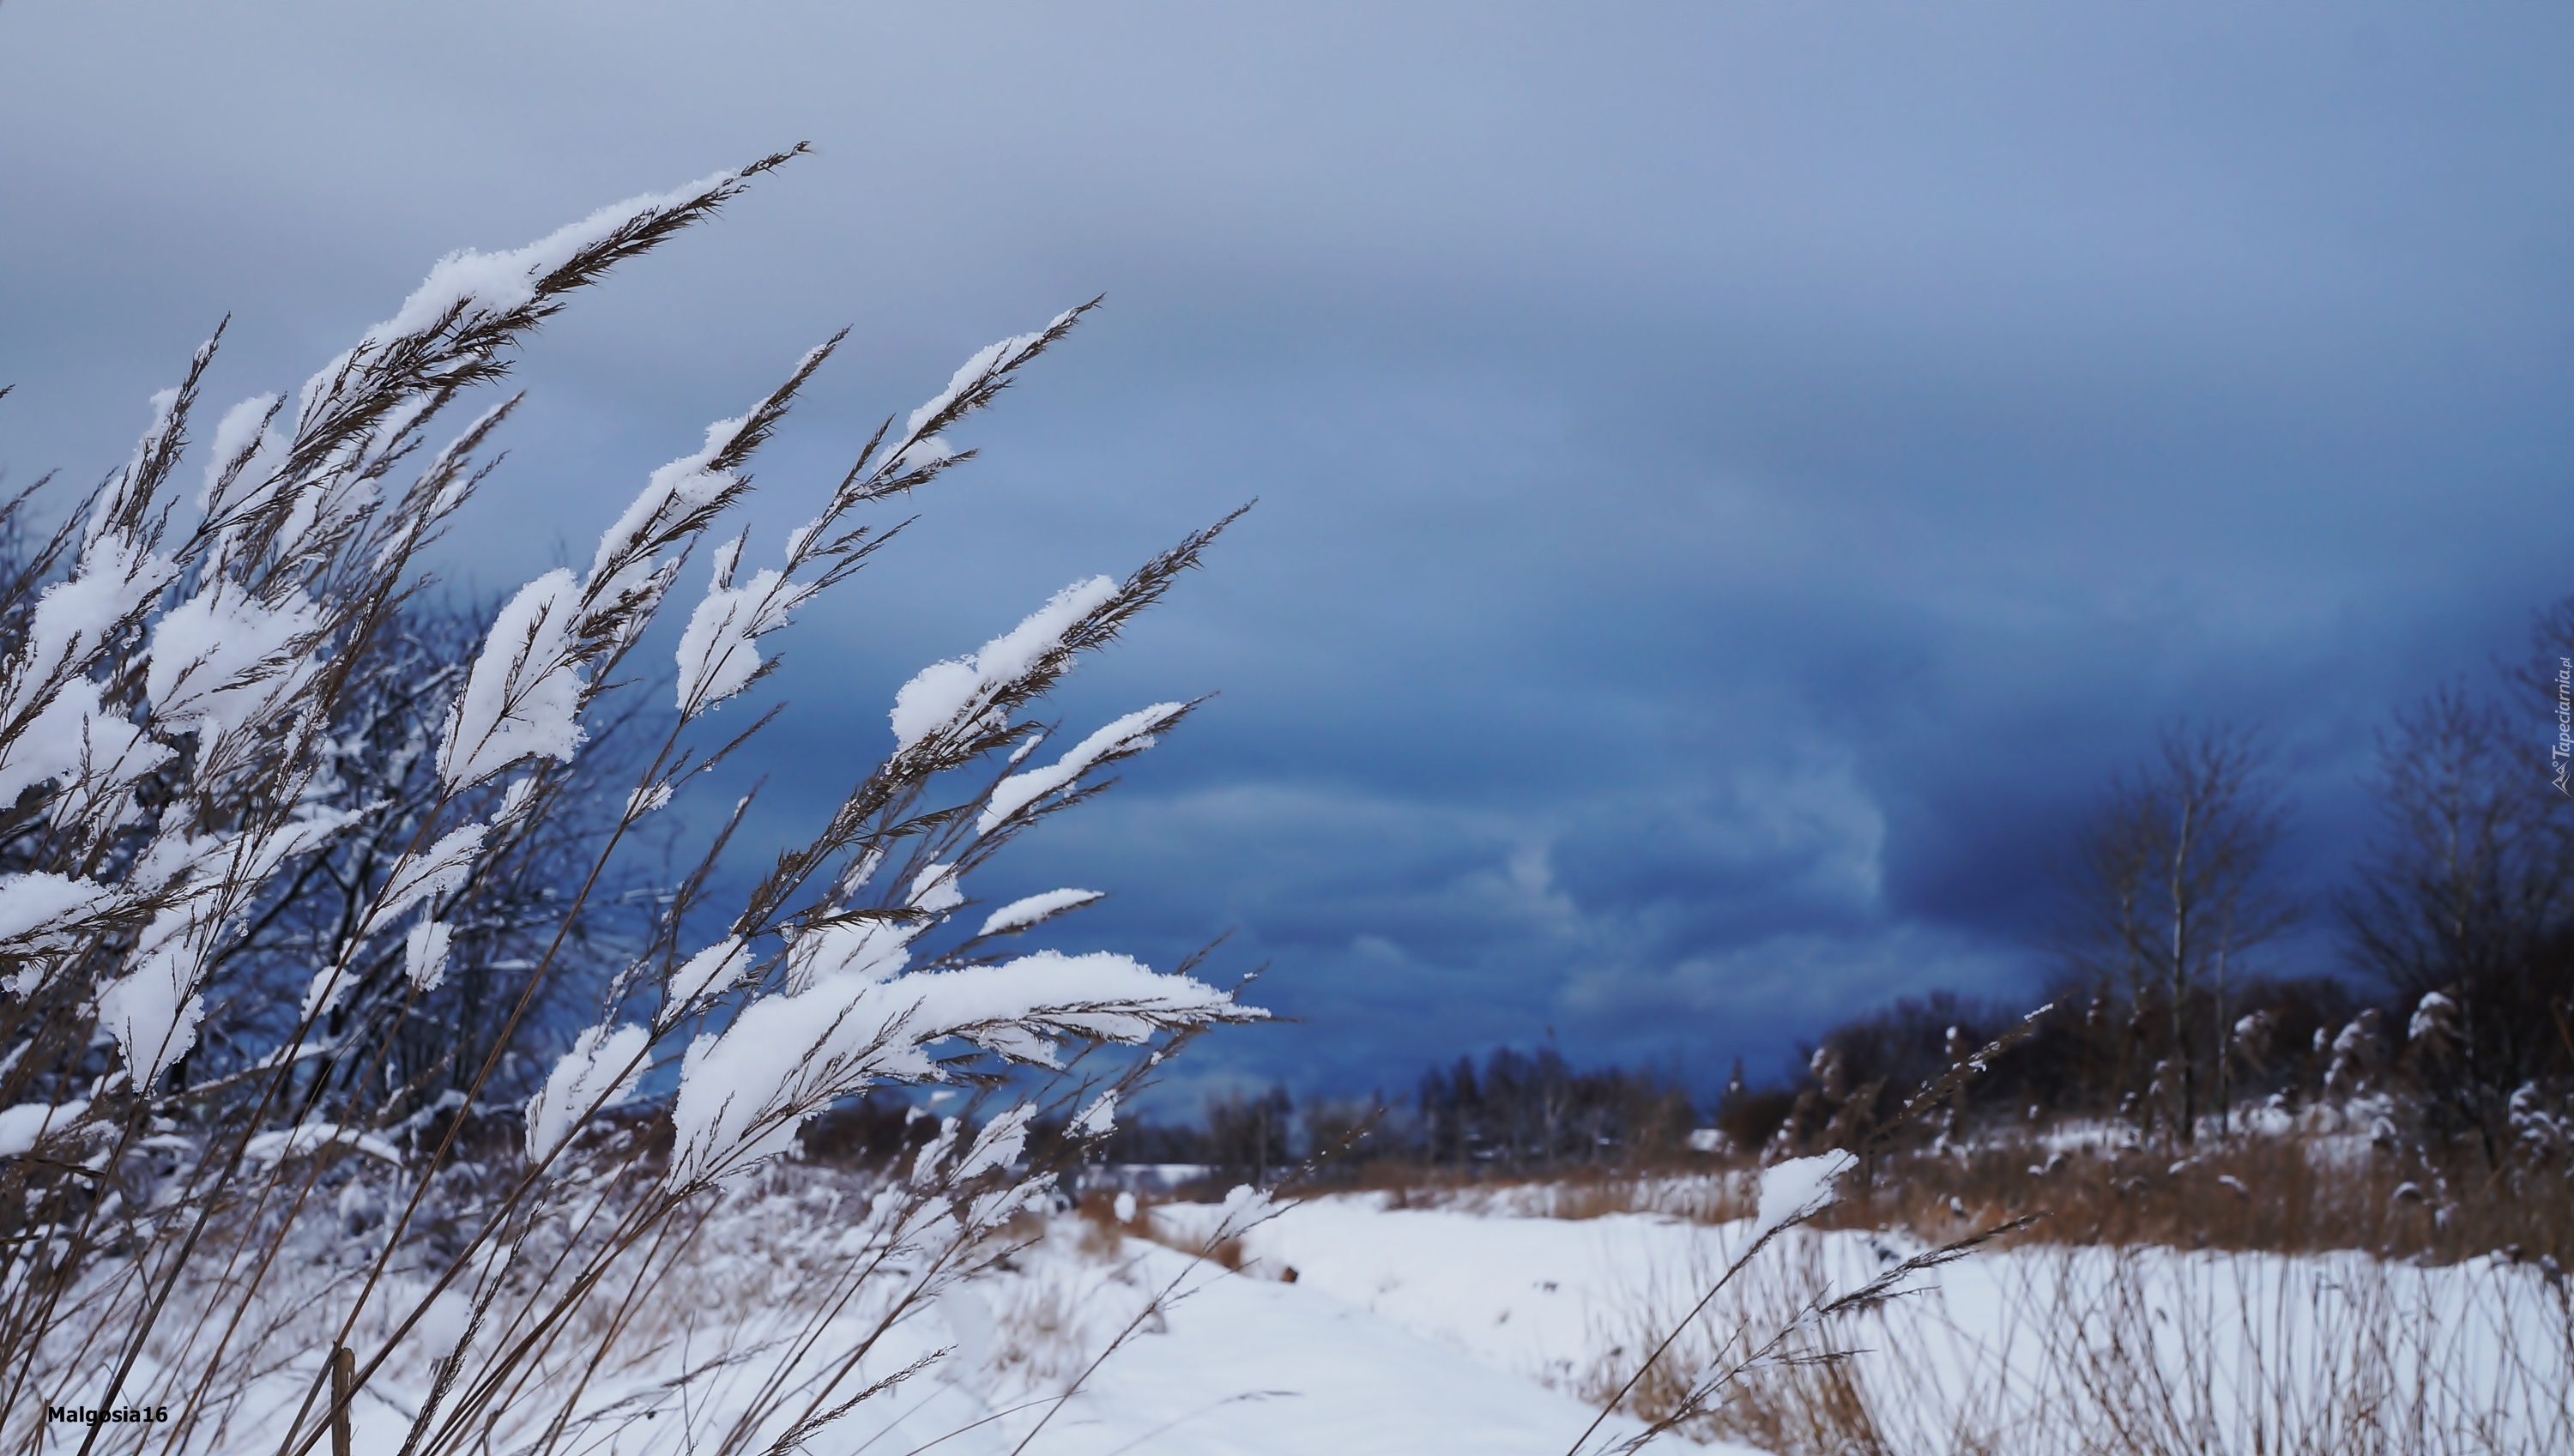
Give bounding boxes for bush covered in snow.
[0,148,1260,1456]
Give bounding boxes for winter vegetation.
[5,153,2571,1456]
[0,152,1271,1455]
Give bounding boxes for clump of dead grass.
[1589,1222,2574,1456]
[1820,1126,2573,1268]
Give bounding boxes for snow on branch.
[978,888,1103,938]
[360,172,745,354]
[669,947,1259,1187]
[977,703,1187,834]
[524,1022,648,1163]
[438,569,587,788]
[889,577,1121,752]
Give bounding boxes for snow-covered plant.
[1571,1012,2053,1455]
[0,148,1259,1456]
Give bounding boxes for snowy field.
[1139,1191,2574,1455]
[34,1167,2574,1455]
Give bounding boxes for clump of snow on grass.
[94,909,214,1094]
[893,316,1074,465]
[146,580,323,740]
[674,547,792,711]
[360,171,738,350]
[785,917,920,993]
[668,950,1248,1186]
[403,919,453,992]
[87,387,178,547]
[366,825,487,936]
[909,864,964,916]
[668,937,751,1007]
[1754,1149,1854,1239]
[781,869,961,994]
[888,577,1119,752]
[198,392,283,514]
[0,872,113,944]
[2408,989,2458,1044]
[525,1023,649,1163]
[977,889,1102,938]
[0,531,180,812]
[1069,1090,1117,1139]
[0,1099,88,1157]
[976,703,1184,834]
[593,415,747,599]
[953,1104,1036,1181]
[439,570,586,788]
[241,1121,403,1168]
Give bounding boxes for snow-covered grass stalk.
[1592,1226,2574,1455]
[1566,1010,2057,1455]
[1567,1150,2043,1456]
[0,149,1259,1456]
[1571,1013,2570,1455]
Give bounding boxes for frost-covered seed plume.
[0,153,1257,1456]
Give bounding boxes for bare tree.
[2057,722,2296,1142]
[2341,681,2574,1163]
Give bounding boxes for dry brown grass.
[1326,1163,1756,1223]
[1075,1187,1254,1272]
[1333,1121,2570,1268]
[1583,1223,2574,1456]
[1818,1130,2573,1267]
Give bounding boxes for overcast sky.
[3,3,2569,1103]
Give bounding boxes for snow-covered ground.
[919,1231,1707,1456]
[1148,1189,2574,1455]
[1145,1190,1749,1405]
[54,1175,2572,1455]
[841,1177,2573,1454]
[213,1200,1695,1456]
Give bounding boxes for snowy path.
[1153,1194,1748,1398]
[1004,1240,1685,1456]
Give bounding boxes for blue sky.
[3,3,2570,1103]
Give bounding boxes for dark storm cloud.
[3,3,2569,1102]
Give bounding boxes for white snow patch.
[1755,1149,1854,1239]
[242,1121,403,1168]
[977,888,1102,938]
[439,570,588,788]
[525,1023,649,1163]
[360,172,737,349]
[976,703,1185,834]
[887,577,1120,752]
[0,872,114,944]
[0,1099,88,1157]
[146,580,323,741]
[668,937,752,1007]
[403,919,453,992]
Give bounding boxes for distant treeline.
[1079,1045,1702,1180]
[1048,946,2559,1187]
